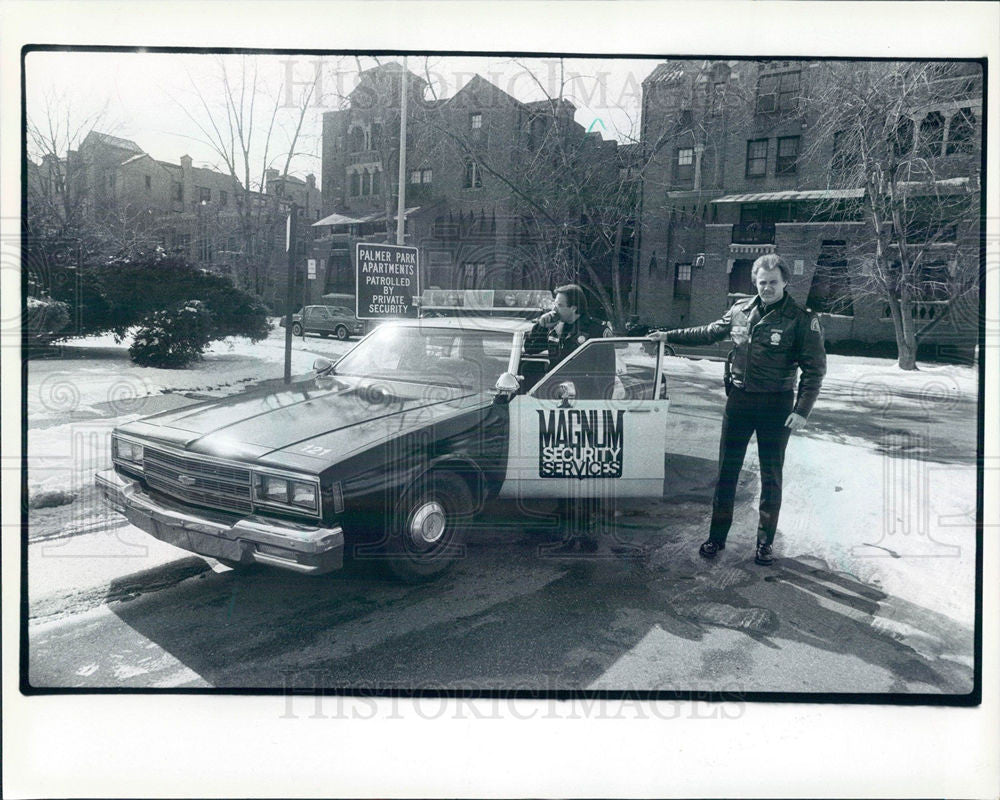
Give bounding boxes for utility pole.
[283,202,298,384]
[395,56,408,246]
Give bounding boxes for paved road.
[26,361,975,695]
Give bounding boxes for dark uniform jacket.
[665,293,826,417]
[524,313,609,368]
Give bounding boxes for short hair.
[751,254,790,282]
[554,283,587,316]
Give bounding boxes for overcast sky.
[25,51,661,189]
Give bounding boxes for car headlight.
[113,436,144,466]
[253,473,319,513]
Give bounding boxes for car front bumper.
[95,469,344,574]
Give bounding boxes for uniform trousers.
[708,387,794,547]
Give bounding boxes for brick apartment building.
[314,63,638,313]
[28,131,321,308]
[635,59,982,357]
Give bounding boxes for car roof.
[386,317,535,334]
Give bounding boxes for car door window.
[532,340,659,401]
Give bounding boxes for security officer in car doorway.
[524,283,610,368]
[525,284,612,555]
[647,254,826,565]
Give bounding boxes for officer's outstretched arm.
[649,310,734,346]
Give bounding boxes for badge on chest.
[769,328,783,345]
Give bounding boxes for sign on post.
[355,242,419,319]
[307,259,317,279]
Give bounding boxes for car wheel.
[335,325,349,341]
[663,344,676,357]
[292,323,303,336]
[384,471,472,582]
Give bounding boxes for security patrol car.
[96,290,669,581]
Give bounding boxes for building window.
[371,168,381,195]
[461,262,486,289]
[946,107,977,154]
[370,122,383,149]
[807,240,854,316]
[675,147,694,182]
[219,190,228,207]
[177,233,191,250]
[361,169,371,196]
[729,259,754,295]
[349,127,366,152]
[199,186,211,203]
[172,181,184,203]
[199,236,213,263]
[144,174,151,191]
[919,111,945,157]
[350,171,360,196]
[674,263,692,299]
[776,136,799,175]
[463,158,483,189]
[410,170,422,184]
[756,69,800,114]
[470,112,483,129]
[421,168,432,184]
[745,139,768,177]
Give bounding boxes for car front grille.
[143,446,252,514]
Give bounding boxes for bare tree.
[803,61,982,369]
[171,55,318,298]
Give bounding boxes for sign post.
[283,203,297,385]
[355,242,419,319]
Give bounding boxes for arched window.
[349,126,366,152]
[361,169,371,196]
[946,107,977,155]
[371,123,383,149]
[919,111,945,157]
[349,171,360,196]
[372,168,381,195]
[891,116,914,158]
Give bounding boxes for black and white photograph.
[3,2,998,798]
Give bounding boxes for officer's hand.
[538,310,559,328]
[785,412,807,431]
[646,330,670,343]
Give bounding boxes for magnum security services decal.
[538,409,625,479]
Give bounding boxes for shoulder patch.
[810,316,822,333]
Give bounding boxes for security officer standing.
[648,254,826,565]
[525,284,610,554]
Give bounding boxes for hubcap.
[409,501,446,546]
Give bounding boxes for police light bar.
[416,289,554,313]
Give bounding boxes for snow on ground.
[25,323,356,499]
[23,330,980,631]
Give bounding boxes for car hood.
[117,374,487,464]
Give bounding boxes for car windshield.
[333,325,515,392]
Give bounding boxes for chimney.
[306,174,316,189]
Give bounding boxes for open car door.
[499,338,668,501]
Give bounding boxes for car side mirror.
[313,357,334,374]
[555,381,576,407]
[493,371,520,404]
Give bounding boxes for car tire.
[292,323,303,337]
[663,344,676,357]
[335,325,349,341]
[383,471,472,582]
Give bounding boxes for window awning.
[312,206,421,227]
[711,188,864,203]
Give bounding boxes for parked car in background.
[280,305,365,340]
